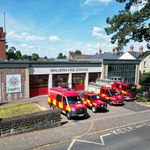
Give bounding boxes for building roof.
[91,52,121,60]
[68,52,121,61]
[127,51,140,59]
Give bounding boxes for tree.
[7,47,17,60]
[139,72,150,84]
[105,0,150,51]
[22,54,31,60]
[16,50,22,60]
[138,50,150,58]
[74,50,82,55]
[57,53,67,59]
[31,53,39,61]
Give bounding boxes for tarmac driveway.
[30,95,150,125]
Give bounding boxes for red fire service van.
[48,87,88,119]
[88,82,124,105]
[82,92,107,113]
[96,79,137,101]
[112,82,137,100]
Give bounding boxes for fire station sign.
[6,74,21,93]
[50,68,88,73]
[30,67,102,74]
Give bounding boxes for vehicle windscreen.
[122,85,127,91]
[109,89,120,96]
[90,95,100,100]
[67,96,82,104]
[127,84,136,92]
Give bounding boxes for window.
[101,89,105,94]
[116,84,119,88]
[67,96,82,104]
[106,90,111,97]
[56,94,62,102]
[88,96,91,100]
[63,96,67,105]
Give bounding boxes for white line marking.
[76,121,94,139]
[135,125,143,128]
[67,121,94,150]
[100,133,111,145]
[67,139,76,150]
[76,139,104,146]
[87,118,150,136]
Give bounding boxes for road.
[61,101,150,125]
[34,120,150,150]
[0,96,150,150]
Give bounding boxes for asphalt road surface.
[35,120,150,150]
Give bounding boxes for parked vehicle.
[48,87,88,119]
[112,82,137,101]
[88,82,124,105]
[82,92,107,113]
[96,79,137,101]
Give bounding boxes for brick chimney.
[139,46,143,54]
[0,27,6,60]
[112,47,116,54]
[129,45,134,52]
[99,49,102,54]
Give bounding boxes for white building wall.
[140,55,150,74]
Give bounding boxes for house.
[140,54,150,74]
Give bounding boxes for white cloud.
[49,35,60,42]
[83,0,113,5]
[92,26,104,39]
[7,31,46,41]
[92,26,111,41]
[19,43,34,49]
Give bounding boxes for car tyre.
[66,112,71,120]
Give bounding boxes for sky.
[0,0,148,58]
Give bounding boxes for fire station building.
[0,59,140,102]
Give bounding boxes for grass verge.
[136,101,150,107]
[0,102,41,119]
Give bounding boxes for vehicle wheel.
[92,106,97,113]
[49,104,54,110]
[66,112,71,120]
[109,101,113,105]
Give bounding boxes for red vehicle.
[48,87,87,119]
[82,92,107,113]
[99,87,124,105]
[88,83,124,105]
[112,82,137,101]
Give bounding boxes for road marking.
[76,139,103,146]
[99,133,111,145]
[87,119,150,136]
[75,133,111,146]
[67,121,94,150]
[135,125,144,128]
[76,121,94,139]
[67,139,76,150]
[67,119,150,150]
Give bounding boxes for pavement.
[0,95,150,150]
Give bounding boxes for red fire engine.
[48,87,88,119]
[82,92,107,113]
[88,82,124,105]
[112,82,137,100]
[96,79,137,101]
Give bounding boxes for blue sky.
[0,0,148,58]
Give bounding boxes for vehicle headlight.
[71,108,76,112]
